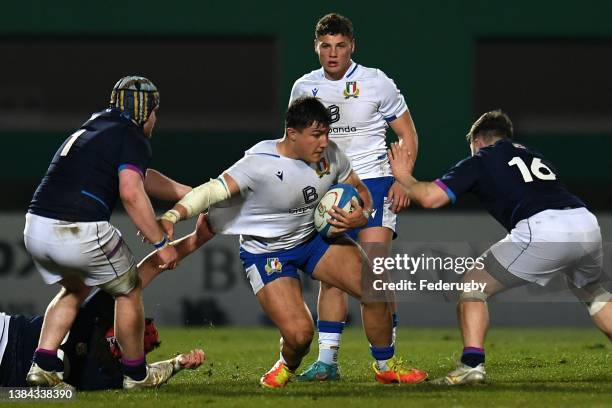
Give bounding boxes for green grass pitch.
[68,327,611,407]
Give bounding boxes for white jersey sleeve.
[289,78,305,105]
[376,70,408,121]
[224,154,259,196]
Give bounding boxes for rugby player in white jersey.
[287,13,419,380]
[157,97,427,387]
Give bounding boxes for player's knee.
[459,291,489,303]
[284,325,314,351]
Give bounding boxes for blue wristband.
[153,236,168,249]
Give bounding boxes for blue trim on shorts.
[240,234,332,288]
[347,176,396,240]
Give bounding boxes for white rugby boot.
[123,362,174,390]
[431,363,486,385]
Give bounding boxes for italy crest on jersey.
[343,81,360,99]
[315,157,331,178]
[264,258,283,275]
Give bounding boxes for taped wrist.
[174,177,230,219]
[161,209,180,224]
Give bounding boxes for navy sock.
[33,348,64,372]
[461,347,485,368]
[121,355,147,381]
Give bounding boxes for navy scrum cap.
[109,76,160,126]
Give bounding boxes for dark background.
[1,0,611,211]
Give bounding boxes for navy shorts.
[347,176,397,240]
[240,234,332,294]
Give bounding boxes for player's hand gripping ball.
[314,184,363,238]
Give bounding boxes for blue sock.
[33,348,63,372]
[461,347,485,368]
[317,320,344,365]
[121,355,147,381]
[370,344,395,371]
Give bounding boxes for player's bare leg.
[28,277,91,389]
[37,277,91,351]
[591,302,612,341]
[572,283,612,341]
[139,214,214,289]
[257,277,315,388]
[299,227,394,382]
[433,266,506,385]
[313,239,427,384]
[114,281,145,361]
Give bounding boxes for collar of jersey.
[320,60,358,81]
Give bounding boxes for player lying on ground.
[0,289,204,389]
[288,13,419,381]
[155,97,427,387]
[388,110,612,385]
[24,76,187,390]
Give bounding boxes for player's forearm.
[144,169,192,201]
[392,111,419,171]
[405,180,449,209]
[161,174,237,224]
[122,189,167,245]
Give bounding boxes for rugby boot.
[372,357,428,384]
[430,363,486,386]
[296,360,340,381]
[260,359,295,388]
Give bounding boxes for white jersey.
[0,312,10,367]
[289,61,407,179]
[208,139,352,254]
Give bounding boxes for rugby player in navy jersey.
[23,76,188,389]
[0,290,205,389]
[388,110,612,385]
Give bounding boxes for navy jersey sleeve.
[118,128,151,179]
[434,156,479,204]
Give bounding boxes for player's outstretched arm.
[388,142,450,209]
[150,349,206,376]
[159,173,239,239]
[144,169,192,201]
[139,214,215,289]
[119,168,179,269]
[387,111,419,213]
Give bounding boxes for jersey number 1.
[60,129,86,157]
[508,157,556,183]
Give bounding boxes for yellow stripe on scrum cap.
[120,90,125,111]
[134,90,139,123]
[143,92,148,122]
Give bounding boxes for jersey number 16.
[508,156,556,183]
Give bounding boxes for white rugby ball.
[314,184,362,238]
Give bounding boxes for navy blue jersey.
[29,108,152,222]
[435,139,584,231]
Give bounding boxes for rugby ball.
[314,184,362,238]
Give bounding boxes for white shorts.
[486,208,603,288]
[23,213,136,287]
